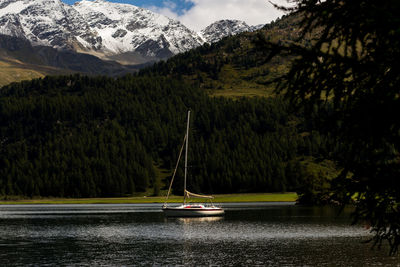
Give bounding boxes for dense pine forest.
[0,72,332,198]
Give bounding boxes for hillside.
[141,14,303,97]
[0,58,60,87]
[0,34,140,86]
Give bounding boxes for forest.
[0,73,332,198]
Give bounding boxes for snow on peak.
[73,0,203,56]
[74,0,142,21]
[0,0,90,48]
[0,0,64,17]
[201,19,254,43]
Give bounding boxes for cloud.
[149,0,289,32]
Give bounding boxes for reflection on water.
[0,203,398,266]
[173,216,224,224]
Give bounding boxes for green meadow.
[0,193,297,205]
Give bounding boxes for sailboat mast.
[183,110,190,205]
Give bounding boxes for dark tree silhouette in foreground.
[269,0,400,254]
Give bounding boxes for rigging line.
[163,134,187,206]
[183,110,190,205]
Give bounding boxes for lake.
[0,203,398,266]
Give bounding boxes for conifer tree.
[270,0,400,254]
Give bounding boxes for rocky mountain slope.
[73,0,205,63]
[0,0,91,49]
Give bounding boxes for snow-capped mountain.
[0,0,204,64]
[0,0,265,65]
[200,20,264,43]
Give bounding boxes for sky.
[61,0,288,31]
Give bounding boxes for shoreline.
[0,193,297,205]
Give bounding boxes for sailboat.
[162,110,224,217]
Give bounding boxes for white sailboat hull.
[162,205,224,217]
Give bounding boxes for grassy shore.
[0,193,297,205]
